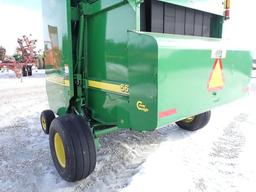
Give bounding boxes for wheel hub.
[41,117,47,130]
[183,116,195,123]
[54,133,66,168]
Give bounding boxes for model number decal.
[88,80,129,95]
[120,84,129,94]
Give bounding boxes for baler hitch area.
[41,0,252,181]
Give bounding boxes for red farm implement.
[0,35,38,77]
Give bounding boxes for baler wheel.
[40,110,55,134]
[27,66,32,76]
[22,66,28,77]
[49,114,96,182]
[176,111,211,131]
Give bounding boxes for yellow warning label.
[207,59,224,91]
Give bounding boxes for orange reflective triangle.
[207,59,224,91]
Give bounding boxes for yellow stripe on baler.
[46,76,70,87]
[88,80,129,95]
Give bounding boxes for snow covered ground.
[0,70,256,192]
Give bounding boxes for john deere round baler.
[41,0,252,181]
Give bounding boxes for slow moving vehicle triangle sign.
[207,58,224,91]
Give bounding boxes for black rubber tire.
[176,111,211,131]
[40,110,55,134]
[49,114,96,182]
[27,66,32,76]
[22,66,27,77]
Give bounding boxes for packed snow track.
[0,70,256,192]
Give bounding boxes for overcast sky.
[0,0,255,56]
[0,0,43,54]
[223,0,256,56]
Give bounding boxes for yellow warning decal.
[207,59,224,91]
[88,80,129,95]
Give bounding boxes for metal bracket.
[71,7,80,21]
[128,0,143,9]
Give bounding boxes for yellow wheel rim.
[183,116,195,123]
[54,133,66,168]
[41,116,47,130]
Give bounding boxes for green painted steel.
[42,0,252,136]
[128,32,158,131]
[127,31,252,131]
[154,33,251,127]
[94,126,120,137]
[42,0,74,115]
[86,3,135,128]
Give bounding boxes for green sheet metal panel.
[87,3,135,128]
[155,33,251,127]
[128,31,158,131]
[42,0,74,115]
[159,0,225,16]
[127,31,252,131]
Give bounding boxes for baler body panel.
[42,0,74,115]
[87,4,135,128]
[128,31,252,131]
[156,34,251,127]
[128,32,159,131]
